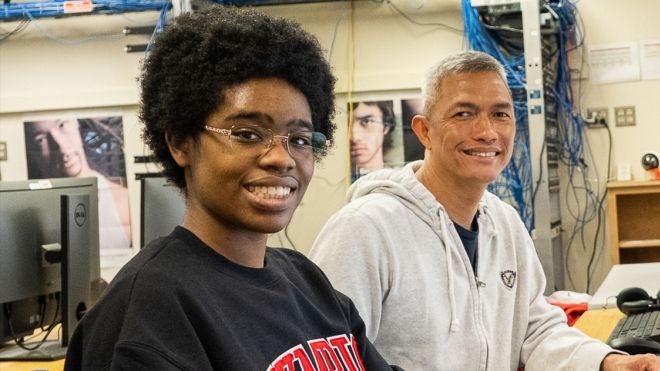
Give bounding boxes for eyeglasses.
[203,124,329,160]
[353,116,384,131]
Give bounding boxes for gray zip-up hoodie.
[310,161,614,371]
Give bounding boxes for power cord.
[4,293,61,351]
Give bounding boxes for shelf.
[619,239,660,249]
[607,181,660,264]
[607,180,660,189]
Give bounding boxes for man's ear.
[411,114,432,150]
[166,132,192,167]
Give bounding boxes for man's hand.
[601,353,660,370]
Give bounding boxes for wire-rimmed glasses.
[203,124,329,160]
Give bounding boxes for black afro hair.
[139,5,336,190]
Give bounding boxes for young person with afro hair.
[64,5,401,370]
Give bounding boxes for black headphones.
[616,287,660,315]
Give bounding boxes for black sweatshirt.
[65,227,400,370]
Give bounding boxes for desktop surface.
[0,358,64,371]
[574,308,625,342]
[574,308,660,355]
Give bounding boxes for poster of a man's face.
[349,100,398,181]
[23,116,132,250]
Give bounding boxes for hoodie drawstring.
[438,211,460,333]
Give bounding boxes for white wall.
[1,0,658,291]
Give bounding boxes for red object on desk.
[548,301,589,326]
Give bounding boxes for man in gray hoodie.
[310,51,660,370]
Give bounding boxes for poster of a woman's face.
[23,116,132,249]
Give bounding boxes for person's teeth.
[249,186,291,199]
[467,151,496,157]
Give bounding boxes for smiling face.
[171,78,314,240]
[417,71,515,189]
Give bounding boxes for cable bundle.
[462,0,534,231]
[463,0,612,292]
[1,0,167,21]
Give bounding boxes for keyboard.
[607,310,660,355]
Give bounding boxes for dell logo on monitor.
[74,203,86,227]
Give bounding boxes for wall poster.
[23,114,131,250]
[348,96,425,182]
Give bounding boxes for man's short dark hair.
[140,5,336,190]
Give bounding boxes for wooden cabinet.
[607,181,660,264]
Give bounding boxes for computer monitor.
[140,175,185,248]
[0,177,101,360]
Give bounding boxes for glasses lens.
[311,132,328,153]
[229,125,271,147]
[287,131,327,159]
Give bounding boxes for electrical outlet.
[0,141,7,161]
[614,106,636,127]
[586,107,608,128]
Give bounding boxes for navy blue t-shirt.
[454,217,478,271]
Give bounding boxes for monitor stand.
[0,193,91,361]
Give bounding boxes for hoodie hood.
[348,161,496,231]
[347,161,441,229]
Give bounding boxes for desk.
[0,359,64,371]
[573,308,624,342]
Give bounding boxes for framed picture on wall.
[23,115,132,250]
[347,95,426,183]
[348,100,400,181]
